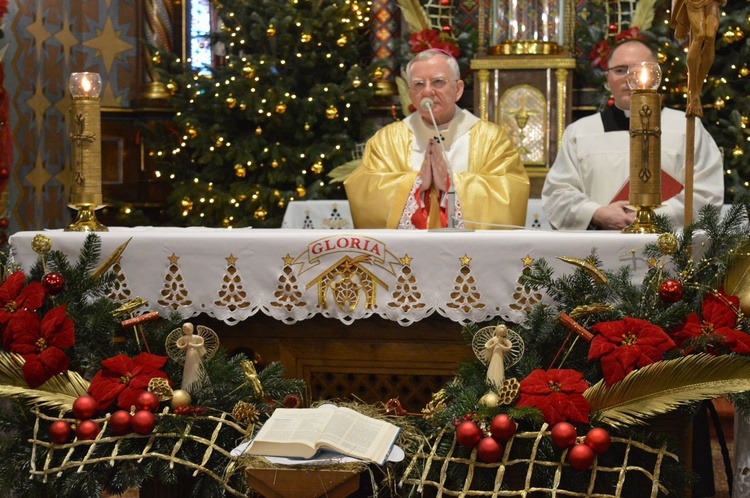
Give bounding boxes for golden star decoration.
[168,253,180,264]
[460,254,472,266]
[283,254,295,265]
[521,254,534,267]
[400,254,413,265]
[226,254,237,265]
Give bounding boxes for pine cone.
[231,401,260,427]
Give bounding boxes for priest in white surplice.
[542,39,723,230]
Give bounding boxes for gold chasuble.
[345,111,529,229]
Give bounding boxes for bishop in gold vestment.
[344,49,529,230]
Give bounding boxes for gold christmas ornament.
[734,145,745,157]
[311,161,324,174]
[337,35,348,47]
[242,65,255,79]
[740,67,749,77]
[226,97,237,109]
[723,29,736,44]
[304,122,310,131]
[352,77,362,88]
[275,102,287,114]
[742,115,749,126]
[278,200,286,209]
[657,233,679,255]
[255,126,262,135]
[254,206,268,220]
[266,26,276,37]
[181,198,193,210]
[171,389,192,409]
[31,234,52,255]
[325,105,339,119]
[479,391,500,408]
[301,33,312,43]
[166,80,178,95]
[715,98,725,110]
[234,165,247,178]
[240,103,247,111]
[373,67,384,79]
[271,159,279,168]
[187,127,197,139]
[296,185,307,197]
[151,53,162,65]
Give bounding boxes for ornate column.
[370,0,400,96]
[140,0,175,103]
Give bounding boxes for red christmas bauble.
[439,0,450,5]
[455,420,483,448]
[0,218,8,230]
[0,168,9,179]
[76,420,100,440]
[659,279,683,303]
[49,420,72,444]
[441,25,452,33]
[568,443,596,471]
[42,272,65,295]
[477,436,504,463]
[490,414,516,441]
[608,24,618,34]
[72,395,97,420]
[585,428,612,454]
[550,422,578,449]
[131,410,156,435]
[135,391,160,412]
[108,410,132,435]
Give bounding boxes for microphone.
[419,98,464,230]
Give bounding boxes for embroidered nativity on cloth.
[10,227,662,326]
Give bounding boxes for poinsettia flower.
[614,27,640,44]
[0,271,45,327]
[589,317,676,386]
[88,352,171,410]
[672,290,750,354]
[516,369,590,426]
[588,39,611,70]
[408,29,461,57]
[409,29,441,54]
[0,0,7,17]
[6,306,74,388]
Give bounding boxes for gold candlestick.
[66,72,107,232]
[623,62,662,234]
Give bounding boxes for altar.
[10,228,660,410]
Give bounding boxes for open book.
[243,404,400,465]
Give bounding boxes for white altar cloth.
[10,228,658,326]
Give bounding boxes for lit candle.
[623,62,663,233]
[66,72,106,231]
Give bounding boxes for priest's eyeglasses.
[410,78,456,91]
[606,66,629,77]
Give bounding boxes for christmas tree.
[147,0,377,228]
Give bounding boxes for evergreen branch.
[584,353,750,428]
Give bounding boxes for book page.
[245,408,334,458]
[316,406,400,464]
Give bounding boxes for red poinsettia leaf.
[588,335,617,360]
[564,394,591,424]
[101,354,135,376]
[132,353,169,372]
[40,306,75,350]
[702,293,739,329]
[17,282,45,312]
[22,347,70,388]
[720,328,750,354]
[0,271,25,303]
[5,310,41,353]
[88,370,128,411]
[518,369,553,394]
